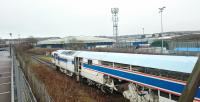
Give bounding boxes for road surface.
[0,51,11,102]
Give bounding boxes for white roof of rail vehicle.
[54,50,66,54]
[77,51,198,73]
[60,50,81,57]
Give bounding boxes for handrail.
[11,49,14,102]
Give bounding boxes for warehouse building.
[37,36,114,49]
[168,34,200,55]
[37,38,64,48]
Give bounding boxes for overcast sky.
[0,0,200,39]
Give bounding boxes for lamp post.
[142,28,144,35]
[159,6,166,54]
[9,33,12,56]
[140,28,145,43]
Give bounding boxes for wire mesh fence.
[26,66,54,102]
[13,55,37,102]
[14,53,54,102]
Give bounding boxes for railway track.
[31,56,55,69]
[31,55,128,102]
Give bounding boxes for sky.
[0,0,200,39]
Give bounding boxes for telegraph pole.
[159,6,166,54]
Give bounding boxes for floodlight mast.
[111,8,119,47]
[159,6,166,54]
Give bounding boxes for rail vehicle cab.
[51,50,65,66]
[51,51,64,68]
[52,50,81,76]
[57,50,77,76]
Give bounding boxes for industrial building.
[168,34,200,55]
[37,35,154,50]
[37,36,115,49]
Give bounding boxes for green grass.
[38,56,52,62]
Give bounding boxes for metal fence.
[13,55,37,102]
[26,65,54,102]
[15,52,54,102]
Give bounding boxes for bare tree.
[68,38,85,50]
[26,36,38,46]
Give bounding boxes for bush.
[151,40,169,49]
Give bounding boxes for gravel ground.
[0,51,11,102]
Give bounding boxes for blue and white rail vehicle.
[51,50,200,102]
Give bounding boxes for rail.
[31,56,55,69]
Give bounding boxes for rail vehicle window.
[54,54,57,59]
[72,61,74,64]
[148,68,160,76]
[61,51,67,55]
[53,55,56,60]
[130,66,190,81]
[58,57,60,64]
[183,73,190,81]
[152,89,158,95]
[171,94,179,101]
[130,66,140,71]
[114,63,130,70]
[88,60,92,65]
[67,51,75,55]
[101,61,113,66]
[66,51,75,55]
[132,67,145,73]
[160,91,169,98]
[157,70,190,81]
[131,66,146,73]
[61,51,75,55]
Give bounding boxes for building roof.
[63,36,114,43]
[37,36,114,45]
[76,51,198,73]
[171,34,200,41]
[37,38,64,44]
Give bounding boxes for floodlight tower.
[111,8,119,47]
[159,6,166,54]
